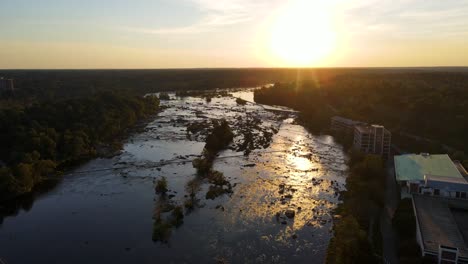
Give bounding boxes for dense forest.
[0,92,160,201]
[3,68,464,102]
[254,71,468,167]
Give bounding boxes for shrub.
[171,206,184,227]
[152,219,172,243]
[206,185,228,200]
[158,93,170,100]
[155,177,168,194]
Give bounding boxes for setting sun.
[267,0,337,67]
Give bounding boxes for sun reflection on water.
[222,122,344,245]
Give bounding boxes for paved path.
[380,162,400,264]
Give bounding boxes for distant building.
[412,195,468,263]
[0,77,14,93]
[353,124,391,159]
[330,116,363,135]
[394,153,466,197]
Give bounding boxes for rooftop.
[395,154,462,182]
[355,124,390,134]
[413,195,468,257]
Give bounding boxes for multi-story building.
[0,77,14,93]
[330,116,363,135]
[353,124,391,159]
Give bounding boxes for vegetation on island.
[152,119,234,243]
[158,92,170,100]
[192,119,234,199]
[155,177,168,194]
[152,177,185,243]
[0,92,160,202]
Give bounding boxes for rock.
[285,209,295,219]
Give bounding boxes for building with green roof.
[394,153,464,195]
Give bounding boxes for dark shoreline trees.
[326,152,386,264]
[0,92,160,201]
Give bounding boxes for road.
[380,162,400,264]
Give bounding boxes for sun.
[267,0,337,67]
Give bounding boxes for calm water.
[0,89,347,264]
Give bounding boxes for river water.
[0,89,347,264]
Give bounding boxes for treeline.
[324,72,468,152]
[326,151,386,264]
[0,92,160,201]
[0,68,323,102]
[1,68,440,102]
[254,81,333,134]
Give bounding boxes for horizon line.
[1,66,468,71]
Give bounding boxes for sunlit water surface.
[0,89,347,264]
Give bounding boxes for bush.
[152,219,172,243]
[204,119,234,154]
[171,206,184,227]
[326,215,375,264]
[155,177,168,194]
[158,92,170,100]
[206,185,228,200]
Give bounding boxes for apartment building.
[353,124,391,159]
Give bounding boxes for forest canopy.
[0,92,160,200]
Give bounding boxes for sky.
[1,0,468,69]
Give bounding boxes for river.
[0,89,347,264]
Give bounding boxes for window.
[434,189,440,196]
[462,192,467,199]
[441,250,457,260]
[456,192,461,198]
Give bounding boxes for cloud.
[340,0,468,38]
[122,0,273,35]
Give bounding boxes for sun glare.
[267,0,337,67]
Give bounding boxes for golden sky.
[1,0,468,68]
